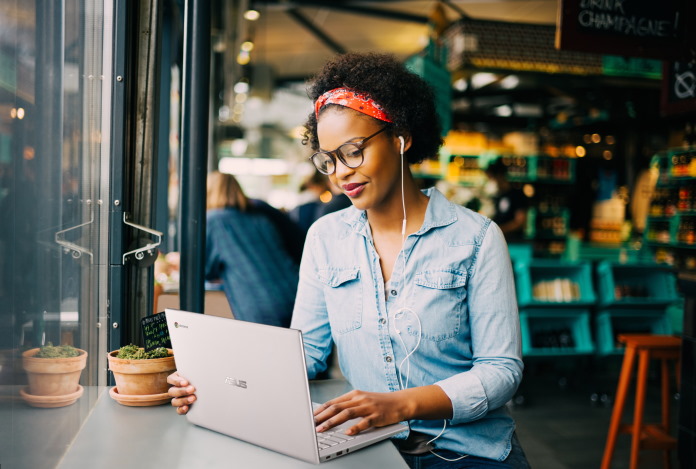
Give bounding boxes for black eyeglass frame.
[309,126,389,175]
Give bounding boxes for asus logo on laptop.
[224,377,247,389]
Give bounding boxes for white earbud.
[398,136,405,156]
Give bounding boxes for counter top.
[58,379,408,468]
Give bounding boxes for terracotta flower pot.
[107,349,176,396]
[22,348,87,396]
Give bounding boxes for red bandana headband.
[314,87,393,123]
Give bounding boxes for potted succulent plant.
[21,343,88,408]
[107,344,176,406]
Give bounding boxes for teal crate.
[596,261,679,308]
[574,243,643,263]
[514,260,596,307]
[508,242,533,266]
[519,309,595,356]
[595,309,673,355]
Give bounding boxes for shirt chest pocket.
[317,267,362,334]
[410,269,468,342]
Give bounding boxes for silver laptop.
[165,309,407,464]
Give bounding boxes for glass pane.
[0,1,109,467]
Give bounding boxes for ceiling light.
[234,81,250,94]
[219,157,289,176]
[240,40,254,52]
[471,72,497,89]
[237,51,250,65]
[591,133,601,143]
[494,105,513,117]
[523,184,535,198]
[453,78,468,92]
[513,103,542,117]
[499,75,519,89]
[244,9,260,21]
[218,105,230,122]
[230,139,248,157]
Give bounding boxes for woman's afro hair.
[303,52,443,165]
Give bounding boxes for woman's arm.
[290,226,334,378]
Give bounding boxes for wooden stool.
[601,334,681,469]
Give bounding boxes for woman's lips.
[342,183,365,197]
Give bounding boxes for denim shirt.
[290,187,523,461]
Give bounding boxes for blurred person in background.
[290,169,333,234]
[485,158,529,243]
[205,171,299,327]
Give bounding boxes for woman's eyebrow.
[318,135,366,151]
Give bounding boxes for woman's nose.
[333,157,356,179]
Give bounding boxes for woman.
[170,53,528,468]
[205,171,298,327]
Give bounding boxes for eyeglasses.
[309,126,388,175]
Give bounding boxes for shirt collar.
[339,187,458,237]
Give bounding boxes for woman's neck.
[366,179,429,237]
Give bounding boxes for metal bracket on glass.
[54,213,94,263]
[122,212,163,265]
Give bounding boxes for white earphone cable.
[394,135,466,462]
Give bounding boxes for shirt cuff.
[435,372,488,424]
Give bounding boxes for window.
[0,1,111,467]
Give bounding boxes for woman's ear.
[395,134,412,154]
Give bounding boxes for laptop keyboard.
[316,429,356,450]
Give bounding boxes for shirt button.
[385,356,393,363]
[379,318,386,324]
[390,289,398,296]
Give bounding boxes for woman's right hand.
[167,371,197,415]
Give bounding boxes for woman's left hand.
[313,389,412,436]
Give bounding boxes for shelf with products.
[514,260,596,308]
[413,154,576,185]
[531,239,568,259]
[527,205,570,240]
[504,155,576,184]
[527,185,573,257]
[412,155,487,187]
[519,309,595,356]
[595,260,680,308]
[411,158,444,180]
[444,155,487,186]
[666,147,696,179]
[644,148,696,271]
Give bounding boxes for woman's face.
[316,108,402,213]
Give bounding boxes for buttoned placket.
[361,225,403,392]
[375,231,420,393]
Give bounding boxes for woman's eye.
[342,146,361,158]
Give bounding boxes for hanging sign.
[661,61,696,116]
[556,0,695,61]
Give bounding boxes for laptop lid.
[165,309,321,463]
[165,309,407,464]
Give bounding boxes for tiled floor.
[511,355,680,469]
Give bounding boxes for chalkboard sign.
[661,61,696,116]
[556,0,695,61]
[141,312,172,351]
